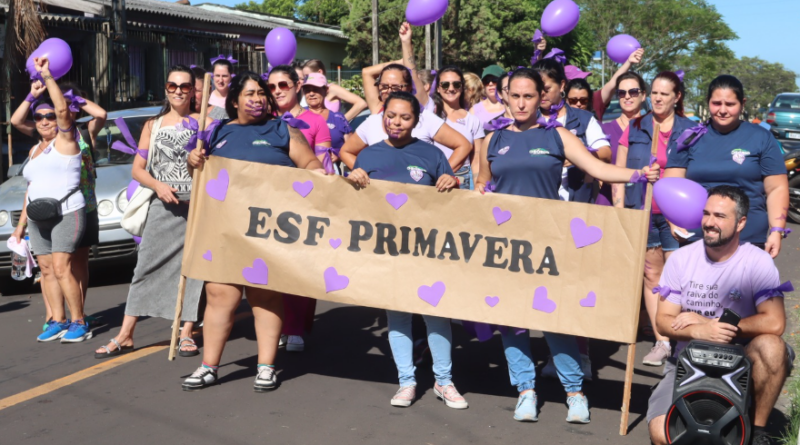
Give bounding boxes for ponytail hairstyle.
[303,59,327,75]
[615,71,647,92]
[706,74,744,104]
[462,72,483,109]
[150,64,197,123]
[432,65,467,119]
[375,63,414,91]
[212,59,234,76]
[532,58,567,87]
[384,91,421,127]
[632,71,685,129]
[417,69,435,90]
[225,71,280,121]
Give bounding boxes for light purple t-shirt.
[433,112,485,165]
[658,241,782,354]
[355,109,446,146]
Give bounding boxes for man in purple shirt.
[647,186,792,445]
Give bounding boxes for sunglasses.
[482,76,499,85]
[617,88,642,98]
[268,81,294,92]
[33,113,56,122]
[439,81,463,90]
[378,83,408,92]
[567,97,589,105]
[166,82,193,94]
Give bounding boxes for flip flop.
[178,337,200,357]
[94,338,134,359]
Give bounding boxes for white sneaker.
[182,366,218,391]
[286,335,304,352]
[541,356,557,379]
[580,354,592,381]
[254,366,278,392]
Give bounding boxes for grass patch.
[779,306,800,445]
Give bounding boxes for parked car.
[601,97,652,123]
[0,106,160,284]
[766,93,800,141]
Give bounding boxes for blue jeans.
[501,330,583,393]
[455,165,471,190]
[386,310,453,387]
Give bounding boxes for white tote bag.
[120,116,162,237]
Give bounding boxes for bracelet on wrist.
[42,75,54,81]
[769,227,792,239]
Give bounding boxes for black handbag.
[27,187,80,222]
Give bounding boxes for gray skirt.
[125,198,203,321]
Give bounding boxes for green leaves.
[235,0,298,17]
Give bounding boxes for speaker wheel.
[665,391,747,445]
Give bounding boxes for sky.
[206,0,799,89]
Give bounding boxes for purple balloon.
[265,28,297,67]
[541,0,580,37]
[126,179,140,201]
[607,34,641,64]
[653,178,708,229]
[27,38,73,80]
[405,0,449,27]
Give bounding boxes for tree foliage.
[235,0,297,18]
[297,0,351,25]
[726,57,799,117]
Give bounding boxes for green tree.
[672,40,735,117]
[297,0,351,25]
[726,57,799,118]
[235,0,298,17]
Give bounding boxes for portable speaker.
[665,340,752,445]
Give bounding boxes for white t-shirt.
[557,115,609,201]
[355,109,446,146]
[433,112,485,165]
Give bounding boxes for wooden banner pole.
[620,123,660,435]
[168,73,211,361]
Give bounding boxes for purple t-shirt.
[471,101,505,129]
[433,112,485,164]
[325,111,352,150]
[355,110,445,146]
[658,241,782,354]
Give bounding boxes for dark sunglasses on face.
[378,83,408,92]
[269,81,293,92]
[567,97,589,105]
[33,113,56,122]
[482,76,499,85]
[165,82,193,94]
[617,88,642,98]
[439,81,463,90]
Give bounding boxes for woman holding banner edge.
[184,72,326,392]
[475,68,659,423]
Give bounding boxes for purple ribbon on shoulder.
[652,286,679,297]
[281,112,310,130]
[178,117,220,152]
[531,29,543,65]
[314,145,340,174]
[210,54,237,65]
[536,115,562,130]
[111,117,148,159]
[544,48,567,65]
[484,116,514,132]
[62,90,87,113]
[754,281,794,300]
[676,122,708,152]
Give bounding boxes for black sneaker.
[254,366,278,392]
[182,366,218,391]
[752,431,772,445]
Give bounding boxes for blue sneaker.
[513,391,539,422]
[38,320,69,342]
[566,394,590,424]
[60,320,93,343]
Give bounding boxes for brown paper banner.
[182,157,649,344]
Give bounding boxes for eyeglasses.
[33,112,56,122]
[617,88,642,98]
[439,81,463,90]
[502,86,509,92]
[482,76,499,86]
[567,97,589,105]
[378,83,408,92]
[268,81,294,92]
[165,82,193,94]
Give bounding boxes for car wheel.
[788,175,800,224]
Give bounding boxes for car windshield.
[93,116,150,166]
[774,95,800,109]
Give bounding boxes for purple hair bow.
[211,54,237,65]
[281,112,310,130]
[675,70,685,82]
[754,281,794,300]
[544,48,567,65]
[676,122,708,152]
[260,66,274,82]
[652,286,679,297]
[483,116,513,132]
[531,29,544,65]
[111,117,148,159]
[315,145,340,174]
[62,90,87,113]
[178,117,220,152]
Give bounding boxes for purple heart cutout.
[293,180,314,198]
[418,281,445,307]
[532,286,556,313]
[206,169,230,201]
[329,238,342,249]
[202,250,212,261]
[242,258,269,285]
[385,193,409,210]
[324,267,349,293]
[485,296,500,307]
[570,217,603,249]
[580,291,597,308]
[493,206,512,225]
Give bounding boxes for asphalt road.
[1,220,798,445]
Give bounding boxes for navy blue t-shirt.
[207,118,296,167]
[666,121,786,244]
[353,139,454,186]
[487,127,565,200]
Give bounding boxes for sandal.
[94,338,134,359]
[178,337,200,357]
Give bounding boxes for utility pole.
[434,18,442,70]
[425,24,432,70]
[371,0,379,65]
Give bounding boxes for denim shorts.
[454,165,471,190]
[647,213,679,252]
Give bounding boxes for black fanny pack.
[27,187,80,222]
